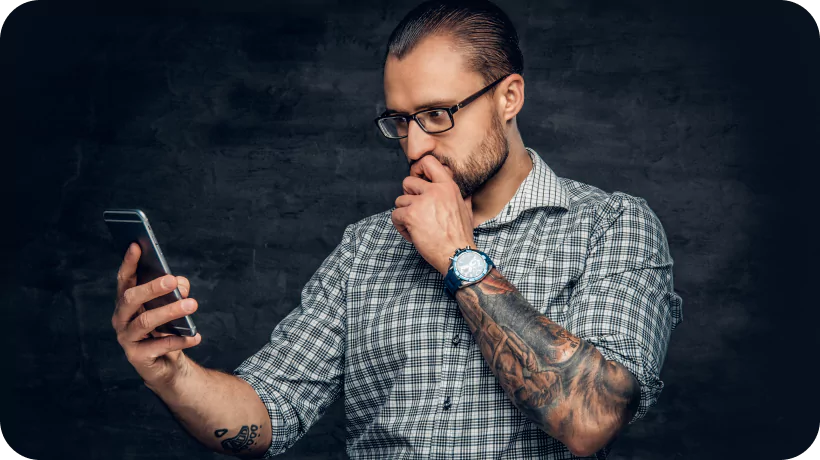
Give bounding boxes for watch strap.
[444,248,495,297]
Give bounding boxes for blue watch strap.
[444,269,461,296]
[444,249,495,297]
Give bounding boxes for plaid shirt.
[232,147,684,459]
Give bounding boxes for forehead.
[383,34,484,112]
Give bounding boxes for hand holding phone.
[112,242,202,390]
[104,209,197,336]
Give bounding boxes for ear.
[496,74,525,123]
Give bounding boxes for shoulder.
[560,177,661,229]
[342,208,404,251]
[558,177,670,262]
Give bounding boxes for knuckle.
[162,335,177,351]
[122,343,137,362]
[120,290,128,306]
[122,288,134,306]
[151,277,162,294]
[136,312,153,331]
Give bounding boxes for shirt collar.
[477,147,570,229]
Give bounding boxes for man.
[112,0,683,458]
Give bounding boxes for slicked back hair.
[385,0,524,89]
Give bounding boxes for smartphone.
[103,209,197,337]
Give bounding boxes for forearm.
[454,267,640,456]
[145,353,272,459]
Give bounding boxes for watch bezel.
[451,249,490,282]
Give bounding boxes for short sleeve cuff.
[232,370,300,458]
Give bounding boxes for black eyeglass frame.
[374,74,511,139]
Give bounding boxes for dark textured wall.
[3,0,818,459]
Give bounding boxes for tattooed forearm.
[215,424,262,456]
[455,267,640,454]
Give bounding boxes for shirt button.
[451,335,461,346]
[443,396,452,411]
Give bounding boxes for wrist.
[443,246,495,297]
[144,352,196,396]
[438,242,475,275]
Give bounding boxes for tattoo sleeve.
[455,267,640,454]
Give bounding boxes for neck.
[470,129,532,227]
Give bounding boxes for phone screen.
[104,209,197,337]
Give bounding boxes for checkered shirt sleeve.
[565,192,683,425]
[231,224,355,458]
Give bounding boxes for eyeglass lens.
[380,109,453,138]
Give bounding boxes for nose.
[403,118,437,164]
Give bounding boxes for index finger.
[410,155,454,183]
[116,243,140,302]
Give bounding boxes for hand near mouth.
[392,155,476,276]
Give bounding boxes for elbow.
[567,362,641,456]
[567,440,591,458]
[566,426,618,458]
[571,437,617,458]
[564,399,636,457]
[567,434,604,458]
[565,403,636,457]
[560,362,642,456]
[569,445,596,458]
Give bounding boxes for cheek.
[459,115,493,146]
[441,125,481,156]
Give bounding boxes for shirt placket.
[429,228,490,459]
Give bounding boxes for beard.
[438,111,509,199]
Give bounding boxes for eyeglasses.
[374,74,510,139]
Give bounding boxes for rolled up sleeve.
[566,193,683,425]
[232,224,355,457]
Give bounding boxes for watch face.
[455,250,488,281]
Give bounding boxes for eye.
[428,110,445,118]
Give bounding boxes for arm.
[454,193,683,457]
[454,268,639,457]
[150,223,355,459]
[145,357,273,459]
[391,158,681,455]
[230,223,354,457]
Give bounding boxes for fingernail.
[183,299,195,312]
[161,276,172,289]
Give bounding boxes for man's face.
[383,34,509,198]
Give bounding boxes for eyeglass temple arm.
[450,75,509,115]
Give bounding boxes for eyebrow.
[384,99,458,115]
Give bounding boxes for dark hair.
[385,0,524,87]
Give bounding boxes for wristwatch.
[444,246,495,297]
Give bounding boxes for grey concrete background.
[3,0,818,459]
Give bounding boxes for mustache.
[409,153,437,165]
[409,153,451,170]
[409,153,454,183]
